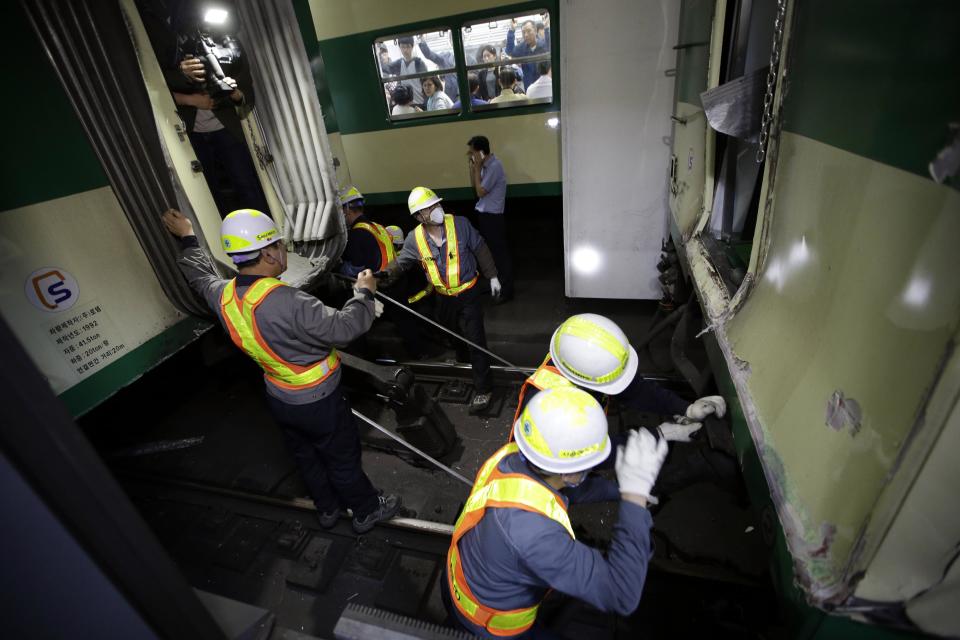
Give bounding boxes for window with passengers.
[375,31,460,120]
[461,11,552,112]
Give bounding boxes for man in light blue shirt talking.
[468,135,513,302]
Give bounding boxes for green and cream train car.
[0,0,957,637]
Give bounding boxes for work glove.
[658,418,702,442]
[490,277,502,298]
[615,429,668,501]
[686,395,727,421]
[374,299,384,318]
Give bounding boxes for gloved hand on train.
[686,395,727,421]
[658,419,702,442]
[490,277,502,298]
[615,428,668,502]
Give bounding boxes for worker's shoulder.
[494,503,573,548]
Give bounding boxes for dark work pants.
[475,212,514,298]
[189,128,270,219]
[434,286,492,393]
[266,388,379,518]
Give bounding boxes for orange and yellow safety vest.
[414,214,477,296]
[353,220,397,271]
[447,443,574,636]
[220,278,340,391]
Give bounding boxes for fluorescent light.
[546,116,560,129]
[204,8,228,24]
[902,274,931,308]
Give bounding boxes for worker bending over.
[514,313,727,441]
[444,387,668,638]
[161,208,400,534]
[386,186,501,413]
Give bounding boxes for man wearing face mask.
[442,387,668,638]
[386,187,500,414]
[161,208,402,534]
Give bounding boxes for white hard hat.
[385,225,404,246]
[220,209,279,264]
[513,387,611,474]
[550,313,638,394]
[407,186,442,215]
[340,185,364,205]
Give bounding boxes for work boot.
[469,392,491,415]
[352,494,402,534]
[317,508,341,529]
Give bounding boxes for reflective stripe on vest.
[414,215,477,296]
[220,278,340,390]
[353,221,397,271]
[407,285,432,304]
[447,443,574,636]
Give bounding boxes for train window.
[460,11,553,112]
[374,30,461,120]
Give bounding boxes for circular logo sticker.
[24,267,80,313]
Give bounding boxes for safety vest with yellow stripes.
[352,220,397,272]
[219,278,340,391]
[447,443,574,637]
[512,354,575,425]
[414,214,477,296]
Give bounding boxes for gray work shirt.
[394,215,496,285]
[176,238,375,404]
[475,154,507,214]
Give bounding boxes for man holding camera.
[172,46,271,219]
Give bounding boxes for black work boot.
[469,392,491,415]
[352,494,402,534]
[317,508,341,529]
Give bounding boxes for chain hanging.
[756,0,787,163]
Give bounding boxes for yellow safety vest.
[414,215,477,296]
[447,443,574,637]
[511,354,576,427]
[352,221,397,271]
[219,278,340,390]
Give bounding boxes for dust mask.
[429,207,445,225]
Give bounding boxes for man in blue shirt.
[452,72,488,109]
[442,387,669,638]
[505,15,550,90]
[468,135,513,301]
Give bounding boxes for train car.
[1,0,957,638]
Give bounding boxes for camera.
[178,29,241,101]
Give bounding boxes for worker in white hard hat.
[512,313,727,443]
[443,387,669,638]
[161,208,401,534]
[385,186,501,413]
[338,186,396,276]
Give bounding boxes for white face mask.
[429,207,445,225]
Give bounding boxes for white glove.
[658,419,702,442]
[374,299,384,318]
[490,277,502,298]
[686,395,727,420]
[615,429,668,500]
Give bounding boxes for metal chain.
[757,0,788,163]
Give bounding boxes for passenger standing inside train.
[338,186,430,358]
[505,15,550,90]
[468,136,513,302]
[513,313,726,440]
[452,73,488,109]
[381,36,427,107]
[443,387,668,638]
[476,45,500,101]
[160,208,401,534]
[386,187,501,413]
